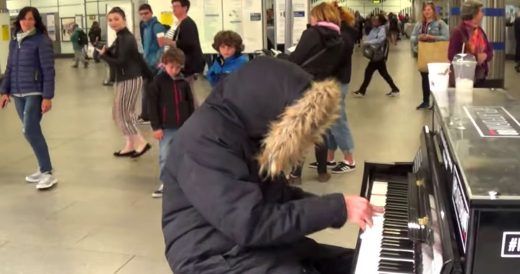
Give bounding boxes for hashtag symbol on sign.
[509,237,518,252]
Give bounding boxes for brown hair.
[161,47,185,66]
[212,30,245,54]
[332,1,355,27]
[310,2,341,26]
[422,2,438,22]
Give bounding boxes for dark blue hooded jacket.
[0,32,55,99]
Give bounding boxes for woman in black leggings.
[354,14,399,97]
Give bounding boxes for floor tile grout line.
[113,254,136,274]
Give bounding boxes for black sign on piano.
[464,106,520,138]
[502,232,520,258]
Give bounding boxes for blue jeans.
[159,128,177,173]
[327,84,354,153]
[13,96,53,173]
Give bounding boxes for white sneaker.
[26,171,44,183]
[152,184,163,198]
[36,173,58,190]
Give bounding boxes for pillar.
[0,0,9,77]
[449,0,506,88]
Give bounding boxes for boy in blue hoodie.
[207,30,249,87]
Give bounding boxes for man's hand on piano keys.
[344,196,384,231]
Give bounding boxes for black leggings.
[420,72,431,104]
[292,136,328,176]
[358,60,399,93]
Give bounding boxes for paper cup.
[156,32,165,38]
[429,73,449,93]
[427,62,451,75]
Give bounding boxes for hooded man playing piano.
[161,57,382,274]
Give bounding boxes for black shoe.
[416,102,430,110]
[131,143,152,158]
[84,62,89,68]
[353,90,366,97]
[331,161,356,174]
[72,65,78,68]
[113,150,136,157]
[516,66,520,73]
[308,161,337,169]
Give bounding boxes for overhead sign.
[464,106,520,138]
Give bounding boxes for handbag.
[417,41,449,72]
[362,41,387,62]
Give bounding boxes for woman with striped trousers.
[97,7,152,157]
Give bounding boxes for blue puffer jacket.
[0,32,55,99]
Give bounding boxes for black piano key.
[382,239,415,249]
[381,250,415,260]
[379,260,415,271]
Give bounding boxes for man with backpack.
[138,4,167,123]
[71,24,89,68]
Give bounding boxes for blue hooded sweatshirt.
[207,54,249,87]
[141,17,166,71]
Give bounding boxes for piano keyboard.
[354,180,417,274]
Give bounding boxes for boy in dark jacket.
[148,47,194,198]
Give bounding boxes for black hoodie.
[288,25,344,80]
[161,57,347,274]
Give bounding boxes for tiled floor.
[0,41,519,273]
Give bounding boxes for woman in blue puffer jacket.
[0,7,57,190]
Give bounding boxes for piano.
[352,88,520,274]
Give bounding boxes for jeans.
[159,129,177,174]
[13,96,53,173]
[327,84,354,153]
[420,72,431,104]
[359,60,399,93]
[74,49,87,66]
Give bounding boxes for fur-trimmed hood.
[257,80,340,178]
[205,57,340,179]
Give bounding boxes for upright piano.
[352,88,520,274]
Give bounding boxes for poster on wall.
[60,17,75,42]
[203,0,223,53]
[240,0,263,52]
[223,0,243,34]
[292,0,308,44]
[46,14,56,42]
[275,0,285,44]
[274,0,308,46]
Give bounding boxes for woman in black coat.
[88,21,102,62]
[97,7,152,158]
[285,2,344,184]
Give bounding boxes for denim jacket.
[411,20,449,53]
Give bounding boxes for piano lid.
[433,88,520,203]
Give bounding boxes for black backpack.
[78,30,88,46]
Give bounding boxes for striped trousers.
[113,77,143,136]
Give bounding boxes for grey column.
[449,0,506,88]
[284,0,293,53]
[0,0,5,11]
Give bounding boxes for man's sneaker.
[152,184,163,198]
[386,90,400,97]
[26,171,44,183]
[309,161,337,169]
[331,161,356,174]
[353,90,366,97]
[36,173,58,190]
